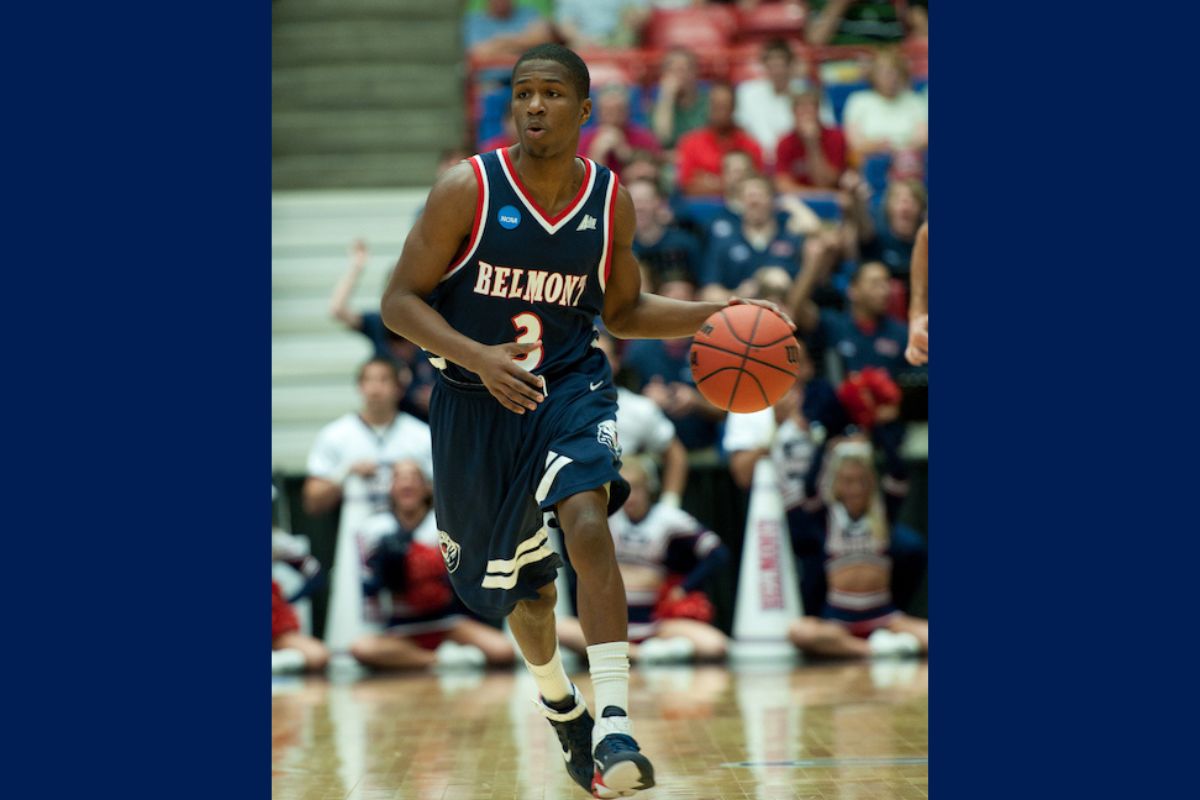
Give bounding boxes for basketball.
[690,304,800,413]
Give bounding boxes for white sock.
[525,645,573,704]
[271,648,306,674]
[587,641,631,746]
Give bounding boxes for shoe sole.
[592,754,656,798]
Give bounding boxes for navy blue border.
[6,3,266,796]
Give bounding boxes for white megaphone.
[731,457,802,662]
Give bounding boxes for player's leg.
[508,581,596,792]
[348,634,437,670]
[654,619,730,662]
[272,631,331,673]
[556,616,589,656]
[558,488,656,797]
[446,618,517,666]
[788,617,872,658]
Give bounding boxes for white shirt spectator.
[556,0,648,45]
[842,88,927,150]
[735,79,837,162]
[306,412,433,512]
[616,386,676,456]
[722,409,820,511]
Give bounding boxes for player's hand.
[727,296,798,331]
[470,341,547,415]
[906,314,928,365]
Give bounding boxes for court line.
[722,756,928,768]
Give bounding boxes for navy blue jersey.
[427,148,618,385]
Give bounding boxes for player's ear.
[579,97,592,126]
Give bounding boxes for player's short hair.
[513,43,590,100]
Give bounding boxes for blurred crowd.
[272,0,929,674]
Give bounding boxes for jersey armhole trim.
[599,171,619,291]
[443,155,489,281]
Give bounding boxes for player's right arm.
[905,221,928,365]
[380,161,545,415]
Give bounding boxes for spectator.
[734,38,831,161]
[350,460,517,670]
[845,176,927,280]
[480,109,519,152]
[786,440,927,658]
[620,148,666,190]
[789,260,909,381]
[905,221,928,366]
[302,358,433,517]
[464,0,553,60]
[579,84,661,174]
[329,240,437,420]
[773,89,848,192]
[557,459,730,663]
[622,278,726,452]
[842,49,927,163]
[650,47,709,150]
[806,0,906,46]
[628,176,703,287]
[272,522,331,674]
[675,83,763,196]
[596,329,689,505]
[555,0,651,49]
[699,175,805,302]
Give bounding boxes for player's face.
[512,61,591,157]
[833,460,872,519]
[358,363,401,408]
[390,461,430,512]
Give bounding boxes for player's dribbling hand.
[727,297,798,331]
[906,314,928,366]
[470,341,547,415]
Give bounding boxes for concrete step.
[272,334,374,381]
[272,20,461,68]
[273,63,461,111]
[273,382,362,424]
[273,110,463,156]
[272,0,459,24]
[273,152,445,190]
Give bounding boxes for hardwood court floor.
[272,659,928,800]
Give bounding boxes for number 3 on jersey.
[510,312,544,371]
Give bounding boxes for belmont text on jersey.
[427,147,619,384]
[472,262,590,307]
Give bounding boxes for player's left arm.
[602,185,795,338]
[905,221,928,365]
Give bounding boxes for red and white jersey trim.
[442,155,489,282]
[496,147,596,235]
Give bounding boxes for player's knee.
[513,583,557,621]
[304,642,331,671]
[349,638,376,666]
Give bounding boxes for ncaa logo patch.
[597,419,622,459]
[497,204,522,230]
[438,530,462,573]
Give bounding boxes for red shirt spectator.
[675,83,763,196]
[773,91,847,191]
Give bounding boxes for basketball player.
[905,221,928,365]
[381,44,792,798]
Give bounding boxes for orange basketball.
[690,304,800,413]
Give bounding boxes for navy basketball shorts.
[428,355,631,619]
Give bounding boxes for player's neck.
[511,145,583,212]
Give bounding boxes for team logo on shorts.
[438,530,462,573]
[497,205,521,230]
[597,420,622,459]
